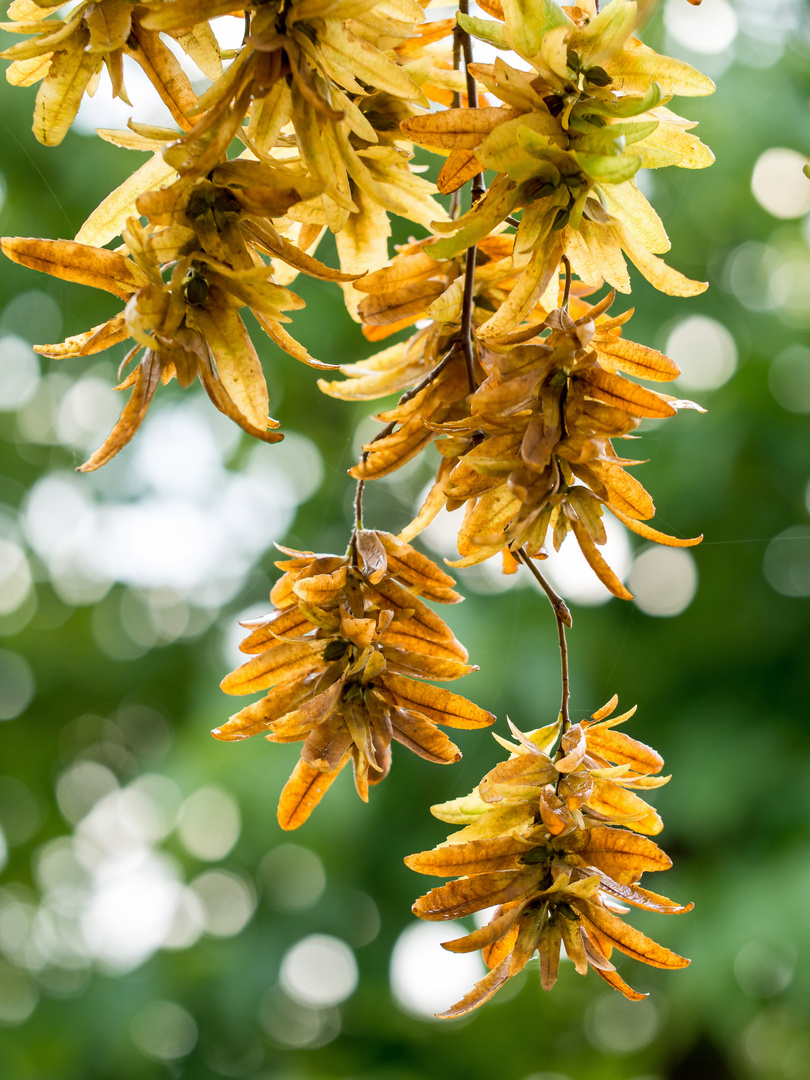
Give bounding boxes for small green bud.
[585,65,612,87]
[520,847,551,865]
[182,267,209,307]
[322,639,349,662]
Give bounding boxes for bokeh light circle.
[0,540,32,617]
[630,547,699,617]
[259,844,326,913]
[769,345,810,413]
[751,148,810,220]
[763,526,810,597]
[585,992,661,1054]
[0,335,40,411]
[735,939,796,999]
[130,1001,198,1061]
[178,786,240,861]
[189,870,256,937]
[0,650,35,721]
[281,934,358,1007]
[0,960,38,1026]
[665,315,737,392]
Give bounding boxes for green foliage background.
[1,4,810,1078]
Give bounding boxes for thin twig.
[359,344,458,464]
[517,548,572,733]
[517,548,572,628]
[505,215,521,228]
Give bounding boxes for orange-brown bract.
[217,533,494,829]
[406,697,692,1016]
[324,255,703,596]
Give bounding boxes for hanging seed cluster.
[1,0,713,1014]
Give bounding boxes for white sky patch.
[55,377,122,455]
[664,0,738,54]
[541,515,632,607]
[130,403,227,500]
[73,59,178,135]
[80,849,187,974]
[245,431,325,504]
[2,763,249,980]
[20,401,313,612]
[390,921,485,1019]
[415,487,630,604]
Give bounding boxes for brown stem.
[460,246,478,395]
[517,548,572,733]
[517,548,572,628]
[561,254,572,311]
[348,478,365,563]
[452,0,484,395]
[450,25,463,220]
[353,478,364,532]
[458,0,485,207]
[557,615,571,735]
